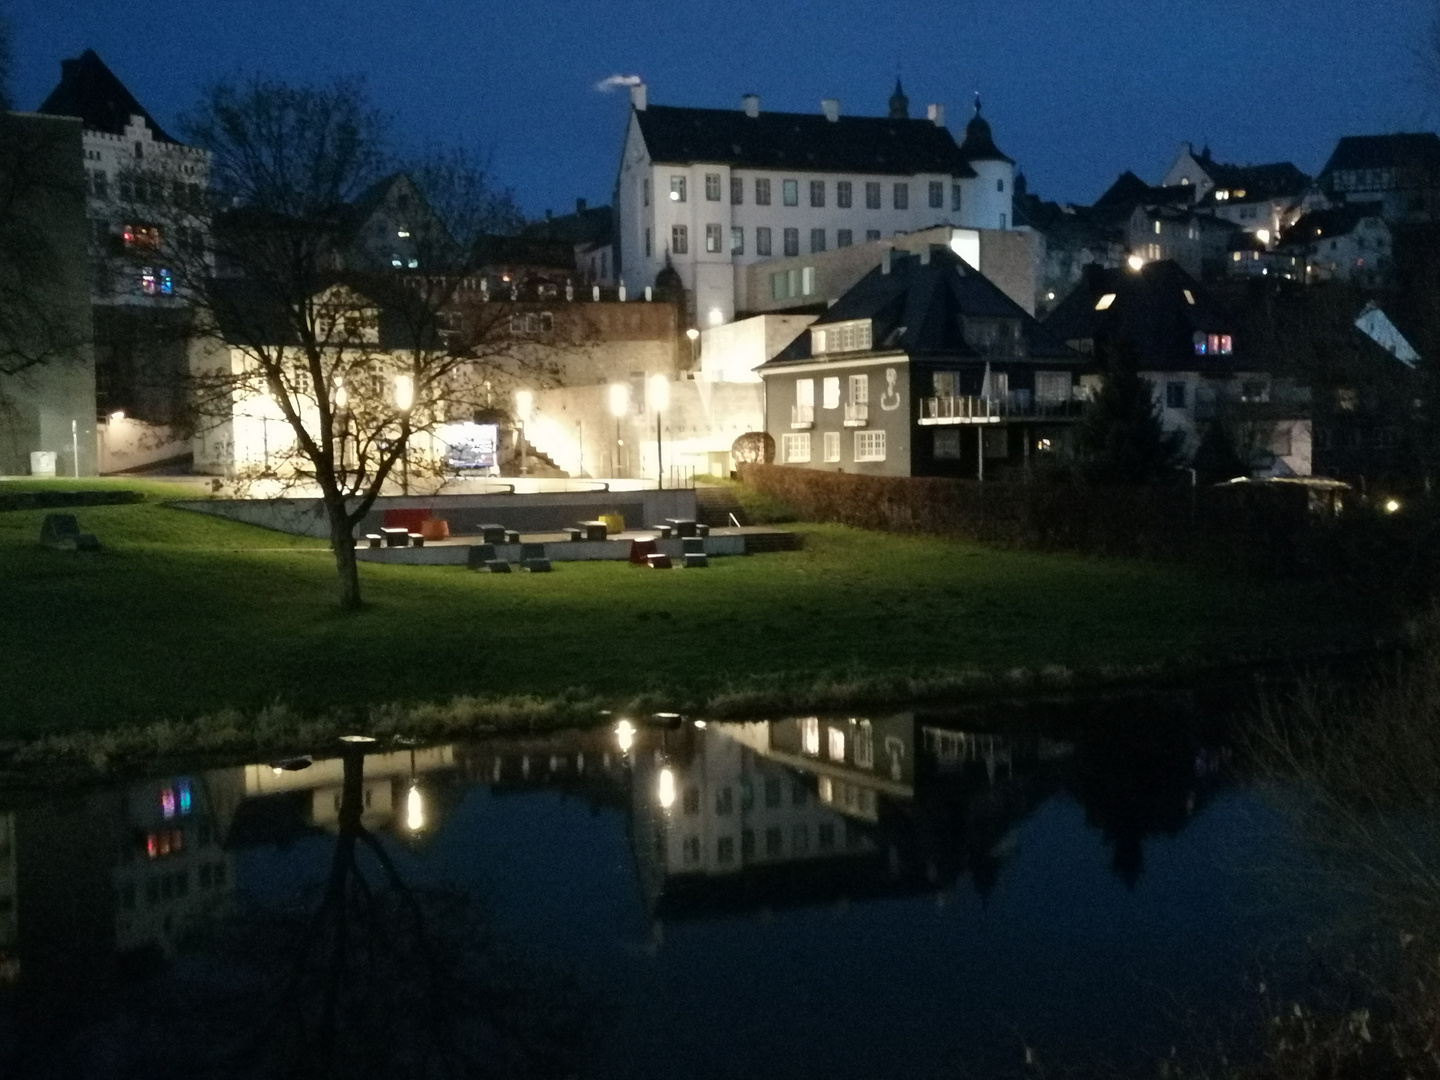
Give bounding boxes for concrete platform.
[354,527,794,566]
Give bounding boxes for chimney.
[576,197,587,213]
[882,248,893,274]
[630,83,647,111]
[821,98,839,123]
[742,93,760,118]
[926,103,945,128]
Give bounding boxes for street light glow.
[405,783,425,832]
[609,383,630,418]
[685,328,699,342]
[657,767,676,809]
[334,383,348,408]
[1385,498,1401,514]
[1126,254,1146,272]
[615,718,636,753]
[394,374,414,412]
[515,389,534,422]
[649,374,670,412]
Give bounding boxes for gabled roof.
[1093,171,1194,215]
[1319,133,1440,179]
[37,48,177,144]
[1196,161,1309,203]
[764,247,1076,366]
[521,203,613,247]
[1278,205,1387,248]
[634,104,977,178]
[1042,260,1250,373]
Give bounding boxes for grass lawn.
[0,480,1375,740]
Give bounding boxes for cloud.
[595,74,643,92]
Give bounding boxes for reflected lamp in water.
[615,719,636,754]
[657,767,677,810]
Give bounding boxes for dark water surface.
[0,692,1328,1078]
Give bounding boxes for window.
[801,716,820,754]
[824,431,840,461]
[802,266,815,294]
[1166,381,1187,409]
[1193,332,1208,356]
[509,312,554,334]
[643,178,651,206]
[855,721,874,768]
[755,177,771,205]
[731,175,743,205]
[1154,219,1162,235]
[929,180,944,208]
[672,224,688,255]
[792,781,808,806]
[683,786,701,814]
[952,183,963,211]
[683,836,700,865]
[140,267,172,296]
[644,227,652,257]
[741,829,755,858]
[810,228,826,253]
[822,376,840,409]
[1035,371,1071,405]
[705,173,721,201]
[782,432,811,463]
[670,175,687,202]
[837,180,853,208]
[812,320,871,354]
[854,430,886,462]
[810,180,825,207]
[91,170,109,200]
[849,373,869,405]
[865,229,881,242]
[731,227,744,255]
[997,178,1005,193]
[837,228,853,247]
[818,822,836,850]
[794,378,815,425]
[716,837,735,864]
[764,777,782,807]
[715,786,733,815]
[893,182,909,210]
[123,224,160,250]
[783,227,799,257]
[1000,213,1007,228]
[765,826,783,856]
[934,429,961,459]
[828,726,846,760]
[865,181,881,209]
[1094,293,1116,311]
[705,223,722,253]
[782,179,799,206]
[756,227,772,256]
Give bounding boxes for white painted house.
[615,81,1016,326]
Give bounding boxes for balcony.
[843,402,869,427]
[790,404,815,429]
[917,394,1083,425]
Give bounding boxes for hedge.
[0,490,146,513]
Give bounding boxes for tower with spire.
[955,93,1016,231]
[888,78,909,120]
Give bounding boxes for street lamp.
[649,374,669,489]
[609,382,629,478]
[685,327,699,371]
[394,374,414,495]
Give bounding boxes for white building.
[615,81,1017,326]
[1160,143,1310,248]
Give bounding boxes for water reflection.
[0,702,1241,1077]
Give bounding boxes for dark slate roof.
[1093,171,1194,214]
[764,247,1077,366]
[1278,205,1384,248]
[634,104,977,177]
[1318,133,1440,179]
[1042,260,1252,374]
[1196,161,1309,203]
[37,48,176,144]
[522,203,613,247]
[956,102,1013,165]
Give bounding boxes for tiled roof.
[1319,133,1440,178]
[634,104,977,178]
[1278,205,1385,248]
[1093,171,1194,214]
[1041,260,1250,373]
[764,247,1076,366]
[37,48,177,144]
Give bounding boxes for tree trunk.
[325,496,363,610]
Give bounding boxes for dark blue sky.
[10,0,1436,219]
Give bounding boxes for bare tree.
[151,76,546,609]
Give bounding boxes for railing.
[843,402,869,426]
[790,404,815,428]
[917,395,1083,424]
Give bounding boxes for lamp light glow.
[707,307,724,327]
[649,374,669,413]
[615,718,636,753]
[685,327,699,342]
[109,410,125,422]
[1385,498,1402,514]
[334,383,348,408]
[405,783,425,832]
[609,383,630,418]
[1126,254,1146,272]
[515,389,534,422]
[394,374,415,412]
[657,767,676,809]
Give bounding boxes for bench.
[695,523,710,538]
[380,527,410,547]
[564,527,584,542]
[681,536,705,556]
[646,553,673,570]
[683,552,709,569]
[578,520,608,542]
[504,529,521,544]
[365,533,383,549]
[520,542,546,561]
[40,513,99,552]
[466,544,498,570]
[408,533,425,548]
[665,518,698,538]
[479,524,507,544]
[648,524,672,539]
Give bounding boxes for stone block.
[485,559,512,573]
[646,553,673,570]
[523,558,553,572]
[466,544,497,570]
[683,552,709,568]
[682,536,705,555]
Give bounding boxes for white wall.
[96,415,188,474]
[699,314,816,383]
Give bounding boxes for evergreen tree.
[1078,336,1184,484]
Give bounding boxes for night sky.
[9,0,1436,219]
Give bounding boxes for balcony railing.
[917,394,1083,425]
[790,404,815,428]
[843,402,869,426]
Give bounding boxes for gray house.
[757,246,1082,479]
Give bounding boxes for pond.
[0,690,1332,1078]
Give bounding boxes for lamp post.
[649,374,669,489]
[685,327,699,371]
[515,389,533,476]
[608,382,629,478]
[394,374,414,495]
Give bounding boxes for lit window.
[670,176,686,202]
[854,430,886,462]
[1193,332,1208,356]
[782,432,811,463]
[801,717,820,755]
[812,319,871,353]
[397,229,410,238]
[1219,334,1233,355]
[1154,220,1162,235]
[855,721,874,768]
[1095,293,1116,310]
[822,376,840,409]
[705,224,722,253]
[161,788,176,819]
[782,179,799,206]
[1183,289,1195,305]
[406,258,418,268]
[801,266,815,295]
[828,726,846,760]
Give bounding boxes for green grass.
[0,485,1377,742]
